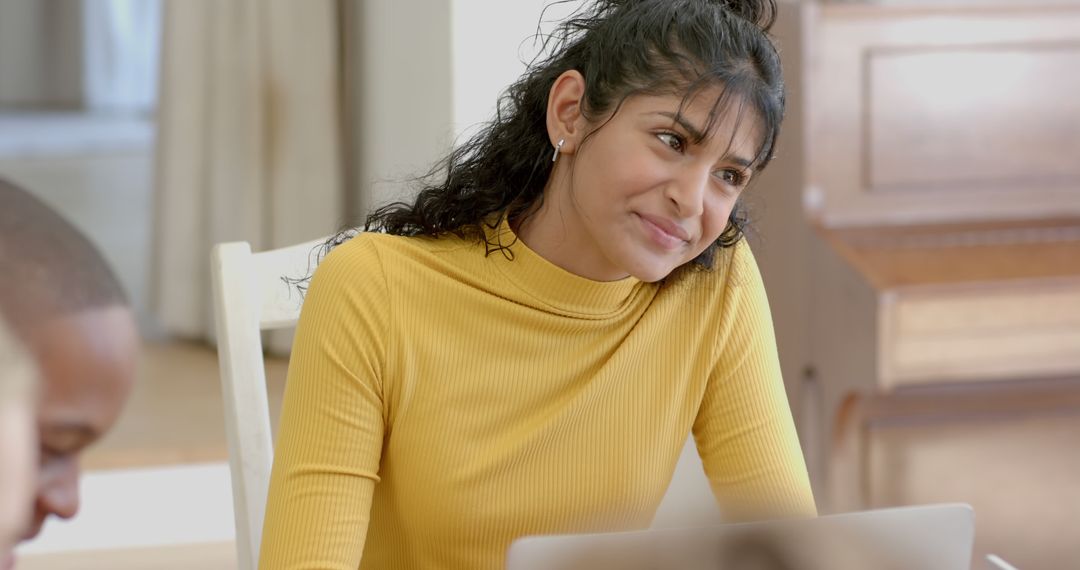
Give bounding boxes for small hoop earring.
[551,138,565,163]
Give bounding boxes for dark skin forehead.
[28,306,138,452]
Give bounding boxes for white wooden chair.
[210,235,715,569]
[210,236,329,570]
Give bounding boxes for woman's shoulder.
[312,230,474,285]
[667,238,761,295]
[314,231,387,274]
[298,234,387,305]
[724,238,762,288]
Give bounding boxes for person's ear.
[546,70,588,158]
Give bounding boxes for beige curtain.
[152,0,346,349]
[0,0,84,108]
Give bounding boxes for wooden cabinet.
[861,381,1080,567]
[807,219,1080,504]
[756,2,1080,566]
[815,220,1080,393]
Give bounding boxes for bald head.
[0,178,127,335]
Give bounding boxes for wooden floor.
[84,341,289,471]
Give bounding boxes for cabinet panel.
[806,5,1080,224]
[867,44,1080,191]
[867,409,1080,569]
[881,278,1080,387]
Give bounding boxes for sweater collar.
[485,218,647,317]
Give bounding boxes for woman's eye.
[657,132,684,153]
[719,168,746,187]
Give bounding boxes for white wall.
[350,0,453,219]
[350,0,585,216]
[449,0,573,139]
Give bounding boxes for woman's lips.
[636,213,690,250]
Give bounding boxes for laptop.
[507,503,974,570]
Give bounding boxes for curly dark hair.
[333,0,783,272]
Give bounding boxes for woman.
[260,0,815,568]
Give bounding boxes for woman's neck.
[512,179,630,283]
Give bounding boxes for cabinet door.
[864,385,1080,569]
[804,4,1080,225]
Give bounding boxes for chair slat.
[211,236,330,570]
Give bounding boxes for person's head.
[0,320,37,567]
[0,178,138,547]
[359,0,783,282]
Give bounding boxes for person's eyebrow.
[654,111,756,171]
[655,111,706,142]
[727,154,755,171]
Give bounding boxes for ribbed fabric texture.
[259,220,815,570]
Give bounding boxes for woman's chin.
[627,265,676,284]
[622,255,682,283]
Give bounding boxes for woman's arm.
[693,240,816,522]
[259,238,391,569]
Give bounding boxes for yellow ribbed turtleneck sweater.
[259,221,815,569]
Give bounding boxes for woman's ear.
[546,70,588,157]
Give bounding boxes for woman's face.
[536,79,763,283]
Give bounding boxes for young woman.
[260,0,815,568]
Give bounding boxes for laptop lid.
[506,503,974,570]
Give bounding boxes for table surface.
[15,541,236,570]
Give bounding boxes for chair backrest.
[210,237,328,570]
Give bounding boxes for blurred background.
[2,0,1078,568]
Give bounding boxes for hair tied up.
[595,0,777,31]
[718,0,777,32]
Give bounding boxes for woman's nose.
[664,168,709,218]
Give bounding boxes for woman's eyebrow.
[728,155,754,170]
[654,111,705,141]
[653,111,755,169]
